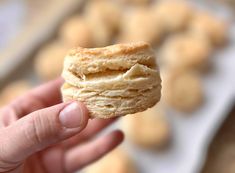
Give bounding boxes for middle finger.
[62,118,117,149]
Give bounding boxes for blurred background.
[0,0,235,173]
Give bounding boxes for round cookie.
[34,41,69,81]
[122,104,170,149]
[189,11,227,46]
[84,149,137,173]
[0,80,31,106]
[153,0,192,32]
[85,0,121,46]
[61,42,162,119]
[119,7,163,45]
[160,34,212,71]
[59,16,93,47]
[162,69,203,112]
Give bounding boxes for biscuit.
[0,80,31,106]
[189,11,227,46]
[84,148,137,173]
[59,16,93,47]
[35,41,69,81]
[153,1,192,32]
[119,8,163,45]
[119,0,151,5]
[162,69,203,112]
[61,42,162,119]
[85,0,121,46]
[160,34,211,71]
[122,104,170,149]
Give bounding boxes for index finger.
[4,78,64,118]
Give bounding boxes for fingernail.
[59,102,84,128]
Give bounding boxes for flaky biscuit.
[189,11,227,46]
[35,41,69,81]
[85,0,121,32]
[119,0,151,5]
[122,104,170,149]
[85,0,121,46]
[162,69,203,112]
[59,16,93,47]
[85,149,137,173]
[153,0,192,32]
[160,34,211,71]
[119,8,163,45]
[61,42,161,119]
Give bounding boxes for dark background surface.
[201,104,235,173]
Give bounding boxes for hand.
[0,78,124,173]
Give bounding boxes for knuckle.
[27,114,43,145]
[24,110,61,147]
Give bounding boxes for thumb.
[0,101,88,165]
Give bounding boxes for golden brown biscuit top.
[64,42,157,77]
[67,42,151,57]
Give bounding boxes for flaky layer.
[62,83,161,118]
[63,63,160,89]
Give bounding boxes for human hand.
[0,78,124,173]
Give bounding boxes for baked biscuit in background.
[85,0,121,32]
[189,11,227,46]
[118,7,163,45]
[85,0,122,46]
[153,0,192,33]
[118,0,151,5]
[34,41,69,81]
[59,16,93,47]
[122,104,171,149]
[160,34,212,72]
[88,21,113,47]
[61,42,162,119]
[162,69,203,112]
[0,80,31,106]
[84,148,138,173]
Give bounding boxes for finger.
[64,130,124,173]
[5,78,63,119]
[40,147,64,173]
[0,78,63,127]
[0,101,88,172]
[63,118,117,149]
[28,77,63,106]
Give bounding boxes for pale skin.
[0,78,124,173]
